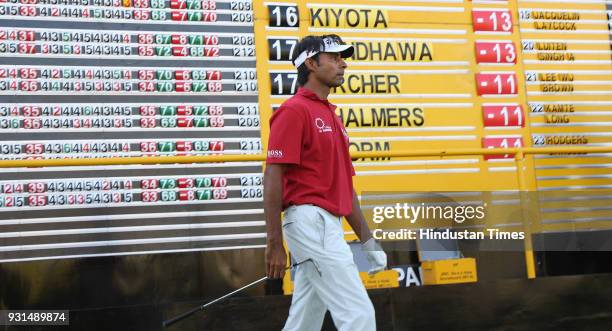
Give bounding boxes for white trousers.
[282,204,376,331]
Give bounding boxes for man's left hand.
[362,238,387,275]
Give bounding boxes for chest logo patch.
[315,117,332,133]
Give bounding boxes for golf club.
[163,258,316,328]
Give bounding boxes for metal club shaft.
[162,276,268,328]
[163,259,313,328]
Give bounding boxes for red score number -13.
[472,10,513,33]
[475,41,516,64]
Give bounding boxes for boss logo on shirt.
[315,118,332,133]
[268,150,284,158]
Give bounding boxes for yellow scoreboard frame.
[252,0,612,289]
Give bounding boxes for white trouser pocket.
[282,205,326,263]
[283,205,354,267]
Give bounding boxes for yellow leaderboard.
[253,0,612,235]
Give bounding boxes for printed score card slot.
[475,41,517,64]
[482,137,523,160]
[472,10,513,33]
[267,4,299,28]
[482,105,524,127]
[475,73,517,96]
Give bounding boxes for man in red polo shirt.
[264,34,387,331]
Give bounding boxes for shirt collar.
[297,87,337,111]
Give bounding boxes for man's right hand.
[265,241,287,279]
[263,164,288,279]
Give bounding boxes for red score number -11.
[482,105,524,127]
[476,73,517,95]
[482,137,523,160]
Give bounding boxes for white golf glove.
[362,238,387,275]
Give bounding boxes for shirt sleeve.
[266,106,304,165]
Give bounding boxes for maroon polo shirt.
[266,87,355,216]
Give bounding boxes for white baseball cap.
[292,36,354,68]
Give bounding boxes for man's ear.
[304,57,318,72]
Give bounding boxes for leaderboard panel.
[254,0,535,238]
[254,1,543,291]
[0,29,255,60]
[0,66,256,94]
[0,0,253,25]
[0,0,265,262]
[517,0,612,234]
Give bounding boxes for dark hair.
[293,34,346,86]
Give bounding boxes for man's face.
[309,52,347,88]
